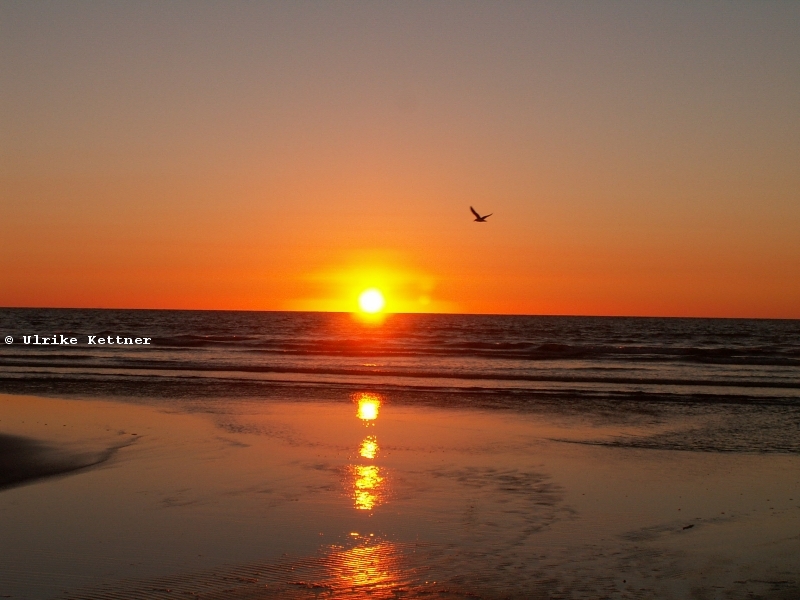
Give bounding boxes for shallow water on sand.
[0,392,798,599]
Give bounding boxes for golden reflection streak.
[352,464,384,511]
[325,541,407,593]
[354,392,382,422]
[352,310,388,325]
[350,392,386,511]
[359,435,378,459]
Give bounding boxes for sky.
[2,1,799,317]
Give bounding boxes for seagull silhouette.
[470,206,492,222]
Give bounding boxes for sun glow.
[287,251,454,314]
[358,288,385,314]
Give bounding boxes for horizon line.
[1,306,797,322]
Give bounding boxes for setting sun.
[358,289,385,314]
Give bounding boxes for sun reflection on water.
[355,392,381,422]
[349,392,387,511]
[351,464,384,510]
[359,435,378,459]
[325,540,409,595]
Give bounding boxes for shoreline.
[1,382,798,456]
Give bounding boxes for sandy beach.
[1,391,798,599]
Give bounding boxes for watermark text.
[4,335,152,345]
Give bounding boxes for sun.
[358,289,385,314]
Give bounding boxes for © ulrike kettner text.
[5,335,152,345]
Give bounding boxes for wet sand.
[0,433,122,490]
[0,392,798,599]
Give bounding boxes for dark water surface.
[2,309,798,397]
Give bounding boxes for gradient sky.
[2,1,799,317]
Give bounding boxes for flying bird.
[470,206,492,222]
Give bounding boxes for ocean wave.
[2,361,798,390]
[91,334,797,366]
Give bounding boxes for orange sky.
[2,2,799,317]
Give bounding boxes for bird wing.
[470,206,481,218]
[484,213,492,219]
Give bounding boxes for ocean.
[2,309,798,396]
